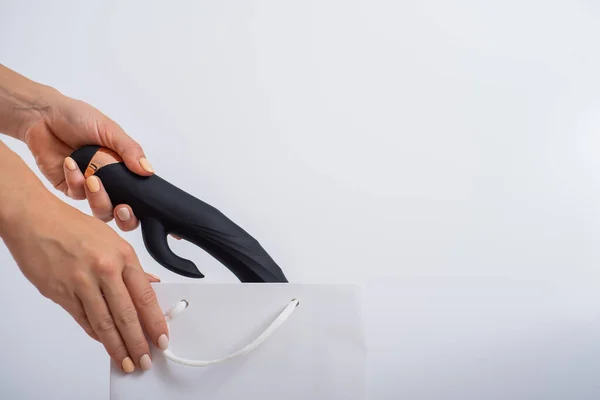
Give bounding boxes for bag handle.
[161,298,299,366]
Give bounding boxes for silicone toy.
[70,145,287,283]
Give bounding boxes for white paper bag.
[110,283,366,399]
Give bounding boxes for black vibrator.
[70,145,287,283]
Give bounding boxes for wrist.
[12,84,60,142]
[0,142,59,238]
[0,64,61,141]
[0,186,56,240]
[0,180,67,246]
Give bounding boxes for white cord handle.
[162,298,299,367]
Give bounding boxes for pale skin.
[0,63,169,373]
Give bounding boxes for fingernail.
[122,357,135,373]
[158,334,169,350]
[86,176,100,193]
[116,207,130,221]
[148,272,161,282]
[139,158,154,173]
[140,354,152,371]
[65,157,77,171]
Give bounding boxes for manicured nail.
[116,207,130,221]
[122,357,135,373]
[65,157,77,171]
[139,158,154,173]
[140,354,152,371]
[86,176,100,193]
[148,272,161,282]
[158,334,169,350]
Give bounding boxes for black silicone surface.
[70,146,288,283]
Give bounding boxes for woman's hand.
[21,88,148,231]
[1,192,168,372]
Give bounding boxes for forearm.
[0,64,55,141]
[0,140,55,237]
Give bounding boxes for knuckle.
[125,142,143,155]
[117,305,139,326]
[137,286,157,308]
[107,342,128,360]
[150,318,166,333]
[72,270,92,288]
[117,241,135,258]
[94,314,116,334]
[92,256,120,277]
[47,278,69,298]
[115,242,137,265]
[129,337,148,354]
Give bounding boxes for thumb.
[121,141,154,176]
[103,120,154,176]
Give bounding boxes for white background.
[2,0,600,398]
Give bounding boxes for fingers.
[73,262,160,373]
[113,202,176,240]
[84,176,114,222]
[100,275,153,372]
[65,156,141,231]
[63,157,86,200]
[122,265,169,353]
[78,284,135,373]
[114,205,139,232]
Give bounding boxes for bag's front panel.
[110,283,366,400]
